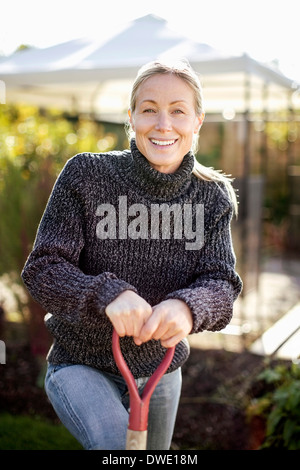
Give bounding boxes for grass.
[0,413,83,450]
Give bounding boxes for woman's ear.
[194,112,205,134]
[128,109,135,131]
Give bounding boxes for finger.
[130,304,154,343]
[134,336,142,346]
[109,316,127,337]
[159,321,182,339]
[131,307,149,338]
[151,323,170,341]
[150,309,179,341]
[105,304,129,337]
[138,311,163,343]
[138,303,179,343]
[106,306,150,340]
[160,332,183,348]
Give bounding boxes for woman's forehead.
[136,74,195,102]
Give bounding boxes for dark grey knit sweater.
[21,139,242,378]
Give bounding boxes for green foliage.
[0,413,83,450]
[0,103,126,278]
[249,362,300,449]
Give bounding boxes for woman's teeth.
[151,139,176,146]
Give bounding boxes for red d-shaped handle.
[112,329,175,431]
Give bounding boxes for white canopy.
[0,14,299,120]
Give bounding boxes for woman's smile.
[150,138,178,147]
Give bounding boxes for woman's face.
[129,73,204,174]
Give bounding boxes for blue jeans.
[44,363,182,450]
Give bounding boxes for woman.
[21,59,242,450]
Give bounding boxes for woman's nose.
[155,112,172,132]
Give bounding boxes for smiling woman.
[21,58,242,450]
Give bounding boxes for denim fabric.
[45,363,182,450]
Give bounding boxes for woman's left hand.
[135,298,193,348]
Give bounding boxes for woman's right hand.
[105,290,153,345]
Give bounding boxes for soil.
[0,341,280,451]
[173,346,269,450]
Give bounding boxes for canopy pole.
[238,72,251,347]
[255,82,269,332]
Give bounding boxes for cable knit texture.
[21,139,242,378]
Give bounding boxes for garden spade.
[112,329,175,450]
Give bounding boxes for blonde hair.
[128,59,238,215]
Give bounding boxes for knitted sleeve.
[166,204,242,333]
[21,156,137,325]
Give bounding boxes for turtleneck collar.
[118,139,195,201]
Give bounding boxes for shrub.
[248,362,300,449]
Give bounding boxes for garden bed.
[0,342,278,450]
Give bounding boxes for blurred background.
[0,0,300,450]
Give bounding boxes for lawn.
[0,413,83,450]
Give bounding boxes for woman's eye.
[173,109,184,114]
[143,108,155,113]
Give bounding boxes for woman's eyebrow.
[140,99,157,104]
[140,99,188,105]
